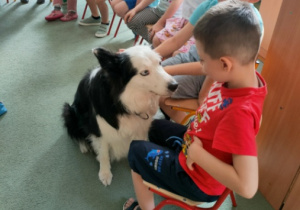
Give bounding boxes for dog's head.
[93,46,178,97]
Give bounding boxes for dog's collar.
[135,112,149,120]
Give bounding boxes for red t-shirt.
[178,72,267,196]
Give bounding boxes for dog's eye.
[140,70,149,76]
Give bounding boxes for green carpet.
[0,1,273,209]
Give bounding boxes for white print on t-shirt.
[194,83,222,131]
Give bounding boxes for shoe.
[20,0,28,3]
[79,16,101,26]
[95,23,109,38]
[36,0,44,4]
[45,10,64,21]
[60,12,78,22]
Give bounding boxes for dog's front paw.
[99,170,113,186]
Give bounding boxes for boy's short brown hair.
[193,0,262,65]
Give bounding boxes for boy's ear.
[92,48,120,69]
[220,57,233,72]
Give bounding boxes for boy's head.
[194,0,262,66]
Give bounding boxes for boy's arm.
[149,0,184,40]
[187,139,258,199]
[154,22,194,58]
[124,0,155,23]
[163,62,204,76]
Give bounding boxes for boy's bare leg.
[96,0,109,23]
[86,0,99,16]
[131,170,155,210]
[111,0,129,18]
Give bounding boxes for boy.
[123,0,267,209]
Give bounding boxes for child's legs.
[127,8,162,41]
[159,53,196,123]
[52,0,62,7]
[152,35,162,48]
[128,140,216,201]
[112,0,132,18]
[148,119,187,147]
[67,0,77,12]
[131,170,155,210]
[95,0,109,23]
[86,0,99,17]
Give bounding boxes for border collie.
[62,46,178,186]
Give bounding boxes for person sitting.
[123,1,266,209]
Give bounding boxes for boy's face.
[196,40,229,83]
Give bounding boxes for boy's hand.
[124,9,137,23]
[186,137,203,171]
[149,22,164,41]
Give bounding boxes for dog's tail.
[62,103,87,140]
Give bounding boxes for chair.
[164,98,198,125]
[143,180,237,210]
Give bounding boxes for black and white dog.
[62,46,178,186]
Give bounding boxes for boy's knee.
[113,4,127,17]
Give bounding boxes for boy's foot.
[20,0,28,3]
[123,198,141,210]
[45,10,64,21]
[95,23,109,38]
[79,16,101,26]
[60,12,78,22]
[36,0,44,4]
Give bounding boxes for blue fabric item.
[149,0,159,7]
[189,0,263,32]
[124,0,137,10]
[0,102,7,116]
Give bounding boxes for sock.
[54,5,61,11]
[92,16,100,20]
[101,22,109,25]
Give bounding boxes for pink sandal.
[45,10,64,21]
[60,12,78,22]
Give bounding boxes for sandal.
[123,198,141,210]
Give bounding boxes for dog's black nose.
[168,82,178,92]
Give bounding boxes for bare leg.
[112,1,129,18]
[152,35,162,48]
[96,0,109,23]
[86,0,99,17]
[131,170,155,210]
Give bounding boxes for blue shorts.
[128,120,220,202]
[124,0,136,10]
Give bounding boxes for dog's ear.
[93,48,120,69]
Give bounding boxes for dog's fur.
[62,46,178,186]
